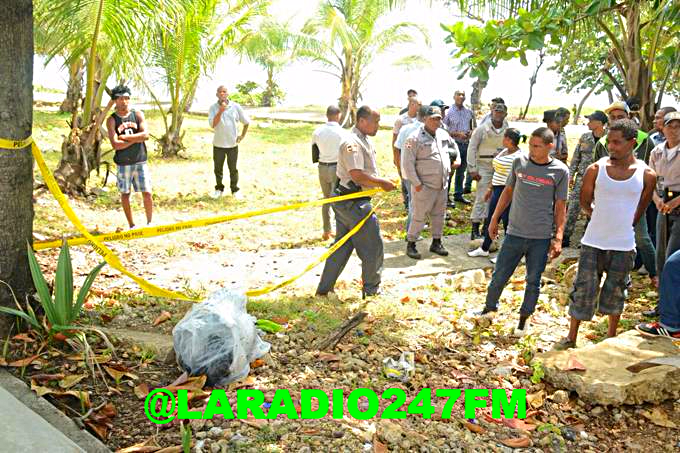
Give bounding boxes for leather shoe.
[430,239,449,256]
[406,241,421,259]
[454,196,471,205]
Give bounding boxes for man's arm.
[568,140,582,179]
[488,185,514,240]
[236,105,250,143]
[392,132,401,174]
[106,116,131,150]
[237,123,249,143]
[349,169,395,192]
[579,163,599,217]
[467,126,482,177]
[401,137,420,188]
[634,167,657,224]
[119,110,150,143]
[549,199,567,259]
[210,104,224,129]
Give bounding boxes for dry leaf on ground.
[500,436,532,448]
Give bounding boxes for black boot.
[406,241,421,259]
[562,236,571,248]
[471,222,481,240]
[430,238,448,256]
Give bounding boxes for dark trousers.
[656,214,680,276]
[482,185,510,251]
[660,249,680,330]
[213,146,239,193]
[317,195,383,295]
[484,234,551,317]
[451,141,469,198]
[634,203,659,269]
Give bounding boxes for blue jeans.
[660,249,680,330]
[452,141,469,198]
[482,185,510,251]
[634,214,657,277]
[484,234,551,317]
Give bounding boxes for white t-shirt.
[208,101,250,148]
[312,122,346,163]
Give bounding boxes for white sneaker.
[210,190,223,199]
[468,247,489,257]
[637,265,649,276]
[233,191,244,200]
[490,256,497,264]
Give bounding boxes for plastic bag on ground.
[173,288,270,386]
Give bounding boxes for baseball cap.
[424,106,442,118]
[604,101,630,115]
[492,103,508,113]
[586,110,608,124]
[664,111,680,125]
[542,109,556,123]
[111,85,131,99]
[430,99,446,109]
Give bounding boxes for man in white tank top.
[556,119,656,350]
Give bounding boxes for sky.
[32,0,679,113]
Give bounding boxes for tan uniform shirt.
[336,127,379,190]
[401,126,453,190]
[650,141,680,191]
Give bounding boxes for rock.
[492,365,513,377]
[536,330,680,405]
[103,327,176,364]
[230,433,248,445]
[590,406,604,416]
[550,390,569,404]
[378,421,404,444]
[210,444,221,453]
[193,440,205,453]
[196,431,207,440]
[562,263,578,290]
[298,447,312,453]
[208,427,223,439]
[332,430,344,439]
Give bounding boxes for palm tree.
[298,0,430,126]
[237,19,295,107]
[37,0,182,194]
[140,0,268,158]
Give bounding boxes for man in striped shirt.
[443,90,475,205]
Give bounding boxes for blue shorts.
[116,163,151,194]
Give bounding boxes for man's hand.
[379,180,396,192]
[549,238,562,261]
[218,102,227,113]
[661,197,680,214]
[483,188,492,202]
[415,184,423,192]
[236,134,244,144]
[469,171,481,181]
[488,218,499,240]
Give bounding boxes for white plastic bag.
[173,289,270,386]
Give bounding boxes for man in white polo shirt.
[312,105,346,240]
[208,85,250,199]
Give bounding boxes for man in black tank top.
[105,85,154,229]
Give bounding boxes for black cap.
[430,99,446,108]
[586,110,608,124]
[542,109,557,123]
[424,106,442,118]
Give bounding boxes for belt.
[336,183,371,201]
[318,161,337,166]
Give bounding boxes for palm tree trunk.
[60,58,84,114]
[0,0,34,335]
[470,78,487,115]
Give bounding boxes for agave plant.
[0,239,105,337]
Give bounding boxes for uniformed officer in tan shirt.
[401,106,461,259]
[316,106,396,298]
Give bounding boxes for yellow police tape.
[1,136,383,300]
[33,188,382,251]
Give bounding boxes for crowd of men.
[105,83,680,345]
[308,88,680,344]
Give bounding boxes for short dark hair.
[326,105,341,117]
[356,105,375,121]
[407,89,417,96]
[491,97,505,104]
[659,106,677,115]
[111,85,131,99]
[505,128,526,147]
[531,127,554,144]
[609,118,638,141]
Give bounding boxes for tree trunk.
[519,51,545,120]
[60,58,84,114]
[470,78,487,116]
[606,88,614,104]
[574,82,598,124]
[622,2,654,130]
[261,66,275,107]
[0,0,34,336]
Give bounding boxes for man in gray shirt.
[208,85,250,199]
[478,127,569,337]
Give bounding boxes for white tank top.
[581,158,645,251]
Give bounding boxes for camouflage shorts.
[568,245,636,320]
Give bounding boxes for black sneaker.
[642,307,660,317]
[406,242,421,260]
[561,237,570,248]
[454,196,471,205]
[430,239,449,256]
[635,322,680,339]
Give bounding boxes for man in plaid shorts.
[556,119,656,350]
[106,85,153,229]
